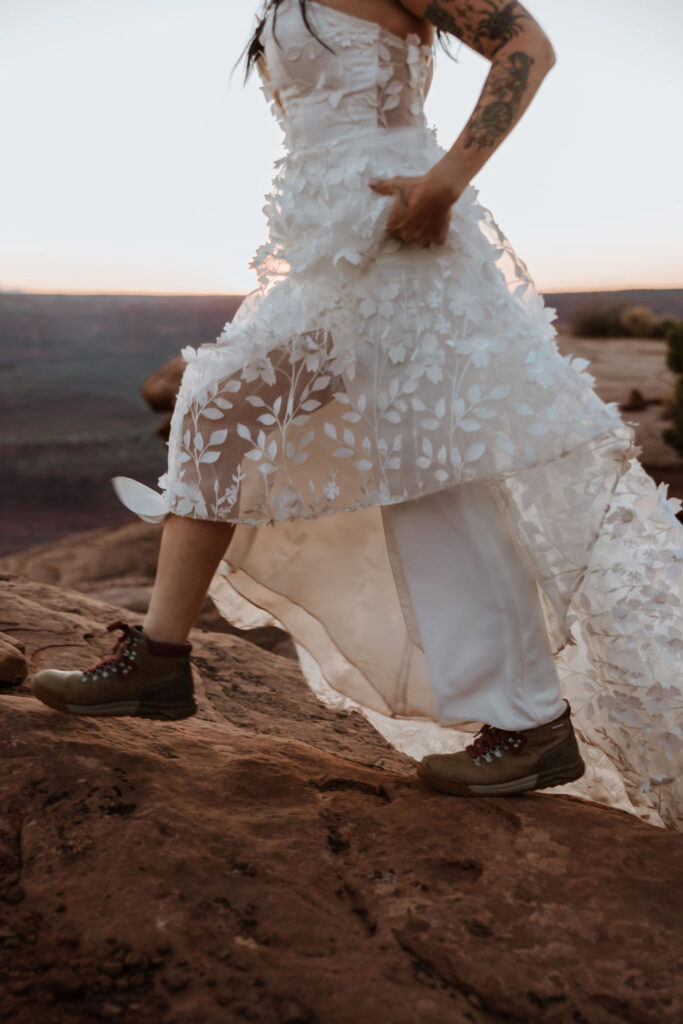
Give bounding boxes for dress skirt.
[113,123,683,831]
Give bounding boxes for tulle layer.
[205,458,683,831]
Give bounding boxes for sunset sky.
[2,0,682,296]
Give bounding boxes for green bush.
[665,321,683,375]
[662,322,683,458]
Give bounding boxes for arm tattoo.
[397,184,410,207]
[424,1,530,58]
[463,51,534,150]
[474,1,529,54]
[424,1,467,41]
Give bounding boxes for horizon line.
[3,284,683,298]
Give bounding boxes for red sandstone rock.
[0,521,161,589]
[0,632,27,686]
[0,525,296,658]
[0,631,25,653]
[141,355,186,412]
[621,387,649,411]
[0,575,681,1024]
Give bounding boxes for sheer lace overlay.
[114,0,683,828]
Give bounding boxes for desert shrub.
[662,322,683,458]
[572,300,682,340]
[571,299,625,337]
[618,304,660,338]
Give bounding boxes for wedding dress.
[113,0,683,829]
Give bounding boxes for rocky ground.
[1,331,682,1021]
[0,520,295,659]
[1,572,682,1024]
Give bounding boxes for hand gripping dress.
[114,0,683,829]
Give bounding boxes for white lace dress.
[114,0,683,829]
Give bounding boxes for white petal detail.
[109,0,683,830]
[111,477,169,525]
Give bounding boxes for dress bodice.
[259,0,435,151]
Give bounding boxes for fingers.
[371,174,451,247]
[386,222,430,245]
[368,176,397,196]
[389,230,448,248]
[387,216,447,247]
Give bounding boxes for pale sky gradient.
[1,0,682,295]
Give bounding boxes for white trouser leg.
[384,480,565,731]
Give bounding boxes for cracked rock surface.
[1,573,682,1024]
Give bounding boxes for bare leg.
[141,344,338,645]
[143,514,236,644]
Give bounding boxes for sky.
[1,0,682,296]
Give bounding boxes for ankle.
[142,614,188,644]
[141,626,192,656]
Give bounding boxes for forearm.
[432,33,556,200]
[373,2,557,245]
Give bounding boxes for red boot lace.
[82,621,139,681]
[466,724,527,763]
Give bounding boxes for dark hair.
[238,1,334,83]
[236,1,456,83]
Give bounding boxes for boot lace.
[82,621,139,681]
[466,724,527,765]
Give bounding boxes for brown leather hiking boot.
[417,701,585,796]
[33,620,196,720]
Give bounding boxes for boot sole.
[33,684,196,721]
[416,758,586,797]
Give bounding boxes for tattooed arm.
[414,0,556,191]
[370,1,555,245]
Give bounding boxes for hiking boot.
[33,620,196,720]
[416,700,585,796]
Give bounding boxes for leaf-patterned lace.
[115,0,682,828]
